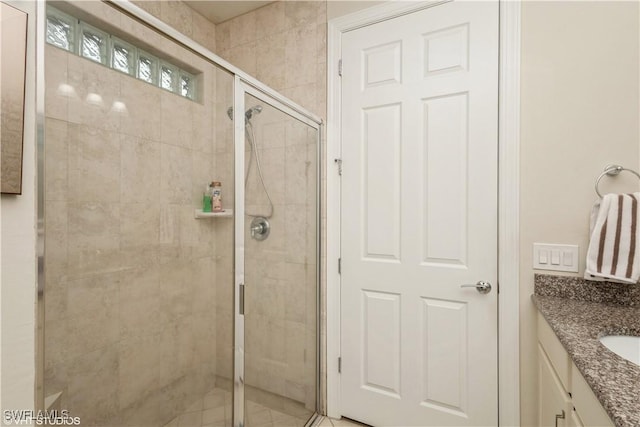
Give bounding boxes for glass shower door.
[234,87,319,427]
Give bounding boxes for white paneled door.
[339,2,499,426]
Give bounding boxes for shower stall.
[39,1,321,426]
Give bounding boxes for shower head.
[245,105,263,120]
[226,105,263,122]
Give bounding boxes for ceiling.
[184,1,274,24]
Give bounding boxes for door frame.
[325,1,521,424]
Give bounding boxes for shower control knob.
[460,281,492,294]
[250,217,270,241]
[251,222,266,235]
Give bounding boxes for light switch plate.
[533,243,579,273]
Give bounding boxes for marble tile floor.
[318,417,369,427]
[163,388,312,427]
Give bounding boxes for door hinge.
[334,158,342,175]
[338,357,342,373]
[338,258,342,274]
[239,283,245,315]
[338,59,343,77]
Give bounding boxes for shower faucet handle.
[250,217,270,241]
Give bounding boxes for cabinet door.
[571,363,614,427]
[568,409,584,427]
[539,345,572,427]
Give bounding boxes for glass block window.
[180,72,195,99]
[46,6,199,101]
[137,52,157,84]
[46,9,75,52]
[160,64,177,92]
[79,23,108,65]
[111,38,136,75]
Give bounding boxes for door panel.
[362,290,401,396]
[421,297,468,414]
[340,2,499,426]
[422,92,468,266]
[362,104,402,261]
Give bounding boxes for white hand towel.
[585,193,640,284]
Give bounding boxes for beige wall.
[519,1,639,425]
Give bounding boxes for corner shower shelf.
[194,209,233,219]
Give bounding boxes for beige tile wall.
[213,0,327,414]
[215,1,327,119]
[132,0,216,53]
[43,1,228,425]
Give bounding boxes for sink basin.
[599,335,640,366]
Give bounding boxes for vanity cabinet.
[538,344,571,426]
[538,313,614,427]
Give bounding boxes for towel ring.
[595,164,640,198]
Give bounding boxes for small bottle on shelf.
[211,181,223,212]
[202,183,213,212]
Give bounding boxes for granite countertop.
[533,275,640,427]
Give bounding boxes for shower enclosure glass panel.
[42,2,235,425]
[238,92,319,427]
[42,2,321,426]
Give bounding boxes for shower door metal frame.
[36,1,324,426]
[233,76,246,427]
[233,79,323,427]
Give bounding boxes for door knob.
[460,281,492,294]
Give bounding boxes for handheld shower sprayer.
[224,103,274,224]
[226,105,263,122]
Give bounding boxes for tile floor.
[163,388,231,427]
[318,417,369,427]
[163,388,313,427]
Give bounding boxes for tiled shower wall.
[133,0,238,398]
[214,1,328,411]
[131,0,216,53]
[215,1,327,120]
[43,1,229,424]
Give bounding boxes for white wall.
[0,0,38,415]
[327,0,384,21]
[519,1,639,425]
